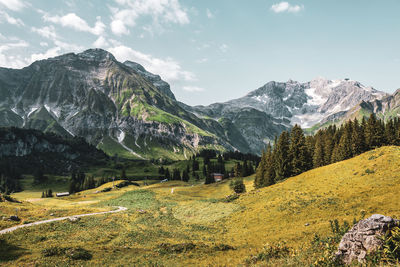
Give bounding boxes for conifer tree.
[313,134,325,168]
[274,131,291,180]
[264,145,276,186]
[337,121,353,161]
[351,119,366,155]
[289,125,311,176]
[385,119,396,145]
[254,150,266,189]
[165,168,170,180]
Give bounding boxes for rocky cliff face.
[182,77,387,151]
[0,49,232,159]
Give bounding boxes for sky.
[0,0,399,106]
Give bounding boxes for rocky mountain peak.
[77,48,116,62]
[124,60,176,100]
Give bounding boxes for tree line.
[255,114,400,188]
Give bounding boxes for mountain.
[0,49,234,160]
[182,77,387,150]
[0,127,108,174]
[0,48,391,157]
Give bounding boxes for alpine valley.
[0,48,397,159]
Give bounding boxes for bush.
[224,193,239,202]
[229,178,246,194]
[246,242,291,264]
[42,246,92,260]
[42,246,66,257]
[65,247,92,260]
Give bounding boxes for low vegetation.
[0,146,399,266]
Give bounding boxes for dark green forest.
[255,114,400,188]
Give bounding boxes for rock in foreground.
[335,214,400,264]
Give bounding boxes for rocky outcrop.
[335,214,400,265]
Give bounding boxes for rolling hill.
[1,146,400,266]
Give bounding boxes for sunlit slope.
[224,146,400,251]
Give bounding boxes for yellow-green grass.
[1,180,137,232]
[1,146,400,266]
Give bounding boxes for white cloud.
[0,10,24,26]
[43,13,106,35]
[30,47,61,62]
[0,0,26,11]
[108,45,195,83]
[31,25,57,40]
[0,40,30,69]
[93,36,109,48]
[271,2,304,13]
[40,42,48,47]
[182,86,204,92]
[206,8,214,19]
[53,40,83,52]
[110,0,189,36]
[111,19,130,36]
[219,44,229,53]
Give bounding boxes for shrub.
[246,242,291,264]
[365,168,375,174]
[224,193,239,202]
[42,246,66,257]
[229,178,246,194]
[42,246,92,260]
[65,247,92,260]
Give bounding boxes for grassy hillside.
[1,146,400,266]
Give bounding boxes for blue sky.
[0,0,399,105]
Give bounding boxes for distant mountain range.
[0,48,397,158]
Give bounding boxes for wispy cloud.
[110,0,189,36]
[0,39,30,69]
[206,8,214,19]
[31,25,57,40]
[182,86,204,92]
[271,2,304,14]
[0,10,24,26]
[43,13,106,36]
[0,0,26,11]
[109,45,195,83]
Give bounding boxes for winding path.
[0,206,127,235]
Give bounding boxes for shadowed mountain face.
[0,49,237,159]
[0,49,392,157]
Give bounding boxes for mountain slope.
[181,77,387,148]
[0,127,108,174]
[3,146,400,266]
[0,49,234,159]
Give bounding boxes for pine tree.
[313,134,325,168]
[254,150,266,189]
[165,168,170,180]
[264,145,276,186]
[385,119,396,145]
[365,114,384,148]
[48,189,53,197]
[289,125,311,176]
[121,166,127,179]
[274,131,291,180]
[351,119,366,155]
[234,162,242,177]
[337,121,353,161]
[182,170,190,182]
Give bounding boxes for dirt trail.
[0,206,127,235]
